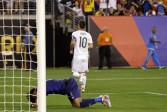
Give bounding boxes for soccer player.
[142,27,164,69]
[70,20,93,92]
[27,77,111,108]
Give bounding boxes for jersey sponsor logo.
[105,38,110,42]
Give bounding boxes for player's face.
[152,28,156,33]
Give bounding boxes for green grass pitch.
[0,68,167,112]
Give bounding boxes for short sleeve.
[88,34,93,43]
[72,32,77,40]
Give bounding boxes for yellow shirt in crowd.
[84,0,94,12]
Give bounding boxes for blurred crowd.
[59,0,167,16]
[0,0,54,15]
[1,0,166,16]
[0,0,36,14]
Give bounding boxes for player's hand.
[155,45,158,49]
[30,103,38,108]
[156,40,161,44]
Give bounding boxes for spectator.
[121,0,131,12]
[142,0,152,15]
[146,9,156,16]
[14,0,24,14]
[163,0,167,8]
[99,0,108,13]
[108,0,117,10]
[72,0,84,28]
[58,0,64,14]
[94,0,100,12]
[130,0,142,12]
[163,0,167,14]
[115,3,126,16]
[73,0,84,16]
[107,7,116,16]
[4,0,14,14]
[83,0,95,30]
[151,0,158,13]
[138,10,144,16]
[97,26,112,70]
[60,0,75,8]
[128,5,138,16]
[157,1,166,16]
[95,7,106,16]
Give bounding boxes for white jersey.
[72,30,93,59]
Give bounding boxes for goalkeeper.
[27,77,111,108]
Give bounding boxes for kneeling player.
[27,77,111,108]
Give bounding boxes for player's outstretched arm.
[27,88,38,108]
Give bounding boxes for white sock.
[73,72,80,78]
[81,74,87,89]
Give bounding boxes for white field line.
[83,92,143,95]
[145,92,167,96]
[0,77,167,83]
[84,92,167,96]
[87,77,167,80]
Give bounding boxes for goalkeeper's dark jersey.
[46,79,67,95]
[46,78,81,101]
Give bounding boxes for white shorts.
[72,59,88,73]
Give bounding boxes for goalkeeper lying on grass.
[27,77,111,108]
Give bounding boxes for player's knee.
[72,102,81,108]
[73,72,80,78]
[75,104,81,108]
[72,98,82,108]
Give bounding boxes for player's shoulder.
[150,33,155,38]
[84,31,92,37]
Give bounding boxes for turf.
[0,68,167,112]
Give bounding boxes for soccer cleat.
[141,66,146,69]
[159,66,165,69]
[81,88,85,92]
[102,95,112,108]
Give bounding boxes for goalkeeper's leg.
[72,95,111,108]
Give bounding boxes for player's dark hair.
[26,88,37,103]
[79,20,85,29]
